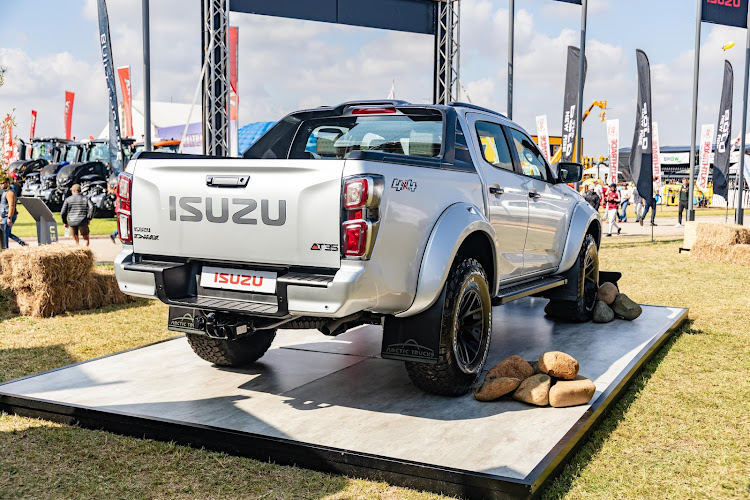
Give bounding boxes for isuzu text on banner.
[97,0,123,172]
[30,110,37,139]
[560,46,587,163]
[651,122,662,190]
[713,61,733,199]
[606,119,619,183]
[629,49,653,201]
[698,124,715,190]
[64,91,74,140]
[536,115,551,163]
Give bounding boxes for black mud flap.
[167,306,206,335]
[380,288,445,365]
[599,270,622,289]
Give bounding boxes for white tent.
[98,100,195,142]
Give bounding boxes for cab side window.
[508,128,550,182]
[475,121,514,171]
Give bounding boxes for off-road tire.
[405,258,492,396]
[186,330,276,366]
[546,233,599,322]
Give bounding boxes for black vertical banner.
[560,46,587,163]
[713,61,733,200]
[630,49,653,201]
[97,0,123,172]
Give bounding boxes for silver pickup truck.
[114,100,601,396]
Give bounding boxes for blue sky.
[1,0,747,155]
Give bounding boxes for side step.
[492,276,567,306]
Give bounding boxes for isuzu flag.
[97,0,123,172]
[535,115,551,163]
[560,46,587,163]
[64,91,74,140]
[30,110,37,139]
[629,49,653,201]
[697,124,714,190]
[117,66,133,138]
[713,60,733,199]
[651,122,663,190]
[3,118,13,164]
[606,119,619,184]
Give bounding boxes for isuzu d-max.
[114,100,601,396]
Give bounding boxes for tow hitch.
[167,307,251,340]
[200,312,250,340]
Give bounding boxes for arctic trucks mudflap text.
[114,100,601,396]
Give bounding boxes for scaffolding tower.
[201,0,461,156]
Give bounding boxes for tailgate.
[130,158,344,269]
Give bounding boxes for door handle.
[489,186,504,195]
[528,191,541,199]
[206,175,249,187]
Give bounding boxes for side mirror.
[556,162,583,184]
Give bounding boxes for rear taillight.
[342,176,382,260]
[116,172,133,244]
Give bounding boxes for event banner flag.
[229,26,239,156]
[652,122,663,190]
[64,91,74,140]
[713,60,733,199]
[606,119,619,183]
[702,0,748,28]
[117,66,134,138]
[30,110,37,139]
[697,124,715,190]
[560,46,587,163]
[97,0,123,172]
[629,49,653,201]
[535,115,551,163]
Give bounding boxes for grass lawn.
[10,205,116,238]
[1,242,749,498]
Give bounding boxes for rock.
[597,282,619,305]
[538,351,579,380]
[486,355,535,381]
[592,300,615,323]
[473,377,521,402]
[549,376,596,407]
[611,293,643,320]
[513,374,551,406]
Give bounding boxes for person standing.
[632,185,644,223]
[60,184,94,247]
[584,186,601,211]
[640,181,659,227]
[676,178,689,227]
[619,183,632,222]
[0,174,28,249]
[605,183,621,237]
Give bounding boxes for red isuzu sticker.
[200,266,277,294]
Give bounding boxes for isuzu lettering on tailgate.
[200,266,277,294]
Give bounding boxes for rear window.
[288,113,444,160]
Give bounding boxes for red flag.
[30,110,37,138]
[64,91,75,140]
[117,66,133,137]
[229,26,238,121]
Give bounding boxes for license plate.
[200,266,277,294]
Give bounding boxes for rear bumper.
[114,249,380,318]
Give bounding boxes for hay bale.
[11,270,133,318]
[0,245,94,290]
[683,221,698,250]
[692,242,750,267]
[730,245,750,266]
[694,222,750,247]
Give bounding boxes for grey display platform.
[0,298,687,499]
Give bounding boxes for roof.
[238,121,275,153]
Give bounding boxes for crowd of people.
[582,178,691,237]
[0,173,94,249]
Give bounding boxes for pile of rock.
[592,282,642,323]
[474,352,596,408]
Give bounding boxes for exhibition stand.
[0,298,687,499]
